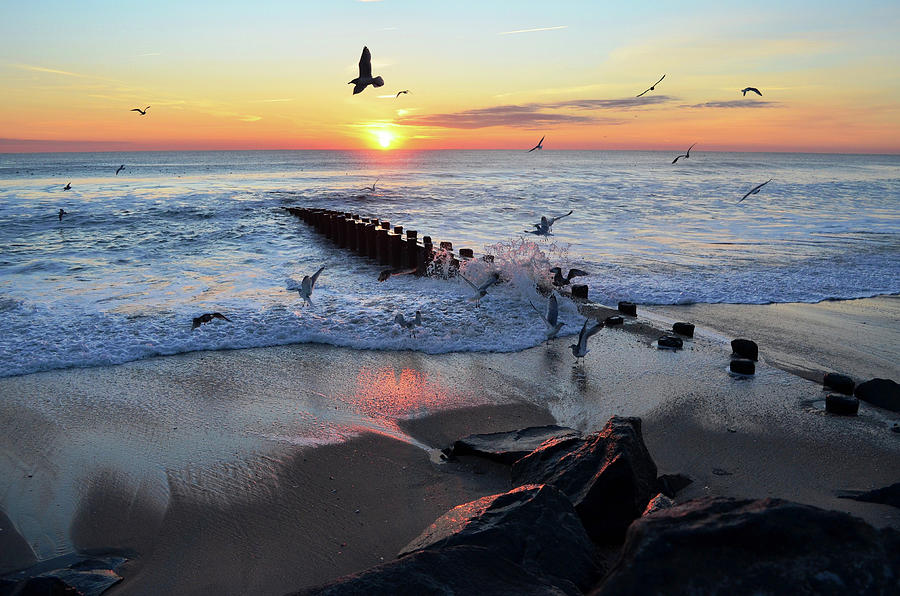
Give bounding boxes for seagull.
[362,177,379,192]
[530,293,564,343]
[297,266,325,306]
[636,74,665,98]
[549,267,588,287]
[394,311,422,337]
[526,210,573,236]
[570,318,604,362]
[671,143,697,164]
[528,136,545,152]
[58,208,67,221]
[191,312,232,330]
[115,165,125,175]
[738,179,773,203]
[63,182,71,191]
[395,90,409,97]
[460,271,501,307]
[130,106,150,115]
[741,87,762,97]
[349,46,384,95]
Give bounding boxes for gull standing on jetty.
[671,143,696,164]
[637,74,665,97]
[394,311,422,337]
[549,267,588,287]
[741,87,763,96]
[738,179,773,203]
[297,266,325,306]
[528,136,545,152]
[570,318,604,362]
[530,293,564,343]
[527,210,573,236]
[460,272,501,307]
[349,46,384,95]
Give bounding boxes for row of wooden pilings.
[283,207,491,276]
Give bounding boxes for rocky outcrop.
[0,552,126,596]
[854,378,900,412]
[451,426,581,465]
[837,482,900,509]
[656,473,693,498]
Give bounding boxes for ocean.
[1,150,898,377]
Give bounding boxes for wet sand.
[1,296,898,594]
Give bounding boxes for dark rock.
[296,545,569,596]
[594,497,900,596]
[672,322,694,337]
[854,378,900,412]
[6,576,82,595]
[398,484,597,593]
[617,302,637,317]
[1,552,126,596]
[604,316,624,326]
[823,372,855,395]
[825,393,859,416]
[511,416,658,543]
[837,482,900,509]
[656,473,693,498]
[571,284,589,299]
[656,335,683,350]
[730,338,758,361]
[642,494,675,516]
[729,359,755,375]
[451,425,582,465]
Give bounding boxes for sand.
[1,296,898,594]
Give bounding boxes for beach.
[1,295,897,594]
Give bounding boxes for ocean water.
[1,150,898,377]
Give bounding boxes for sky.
[1,0,899,153]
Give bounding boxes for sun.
[376,130,394,149]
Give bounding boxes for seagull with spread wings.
[130,106,150,115]
[395,90,409,97]
[741,87,762,96]
[115,165,125,175]
[570,318,605,362]
[296,266,325,306]
[637,74,665,98]
[549,267,588,287]
[738,179,773,203]
[530,293,564,343]
[672,143,697,164]
[526,210,573,236]
[460,271,501,307]
[528,136,545,152]
[349,46,384,95]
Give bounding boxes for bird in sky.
[549,267,588,287]
[362,177,379,192]
[530,293,564,343]
[191,312,232,330]
[738,179,773,203]
[349,46,384,95]
[570,318,604,362]
[526,210,573,236]
[672,143,697,164]
[297,266,325,306]
[460,271,501,307]
[58,208,67,221]
[528,136,545,152]
[395,90,409,97]
[130,106,150,115]
[394,311,423,337]
[115,165,125,175]
[741,87,762,96]
[637,74,665,98]
[63,182,71,190]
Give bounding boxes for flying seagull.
[349,46,384,95]
[395,90,409,97]
[130,106,150,115]
[570,318,604,362]
[297,266,325,306]
[738,179,773,203]
[115,165,125,175]
[58,208,67,221]
[741,87,762,97]
[191,312,232,330]
[526,210,573,236]
[460,271,501,307]
[362,177,379,192]
[672,143,697,164]
[637,74,665,98]
[63,182,71,191]
[528,136,545,152]
[394,311,422,337]
[549,267,588,287]
[530,293,564,343]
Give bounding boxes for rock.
[642,494,675,516]
[729,359,755,375]
[825,393,859,416]
[511,416,658,543]
[656,335,683,350]
[1,552,126,596]
[617,302,637,316]
[837,482,900,509]
[672,322,694,337]
[5,576,82,595]
[451,425,582,465]
[594,497,900,596]
[730,338,758,361]
[823,372,855,395]
[604,316,624,326]
[296,545,569,596]
[398,484,597,593]
[656,473,693,498]
[571,284,589,299]
[854,378,900,412]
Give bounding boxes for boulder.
[731,338,758,361]
[451,425,581,465]
[617,302,637,317]
[642,494,675,516]
[825,393,858,416]
[296,545,569,596]
[854,378,900,412]
[604,316,624,327]
[1,552,126,596]
[511,416,658,543]
[594,497,900,596]
[5,576,82,595]
[837,482,900,510]
[656,473,693,498]
[657,335,683,350]
[729,359,755,375]
[823,372,855,395]
[398,484,597,593]
[672,322,694,337]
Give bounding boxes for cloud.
[395,105,601,129]
[247,98,293,103]
[548,96,675,110]
[12,64,90,78]
[499,25,567,35]
[683,100,781,108]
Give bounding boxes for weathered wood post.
[391,226,406,268]
[405,230,418,269]
[418,236,434,276]
[376,221,391,265]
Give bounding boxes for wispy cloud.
[499,25,567,35]
[683,100,781,109]
[13,64,90,78]
[396,105,603,129]
[247,98,294,103]
[548,96,675,110]
[138,52,161,57]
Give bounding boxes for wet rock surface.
[0,552,127,596]
[823,372,855,395]
[672,322,694,337]
[729,359,755,375]
[451,425,582,465]
[656,473,693,498]
[657,335,683,350]
[854,378,900,412]
[731,338,758,361]
[837,482,900,509]
[825,393,859,416]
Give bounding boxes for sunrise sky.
[2,0,898,153]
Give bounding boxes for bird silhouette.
[191,312,232,330]
[549,267,588,287]
[530,293,564,343]
[298,266,325,306]
[738,179,773,203]
[528,136,545,152]
[637,74,665,98]
[58,208,67,221]
[460,272,501,307]
[526,210,573,236]
[349,46,384,95]
[130,106,150,115]
[570,318,604,361]
[741,87,762,96]
[115,165,125,175]
[395,90,409,97]
[63,182,71,190]
[362,177,379,192]
[672,143,697,164]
